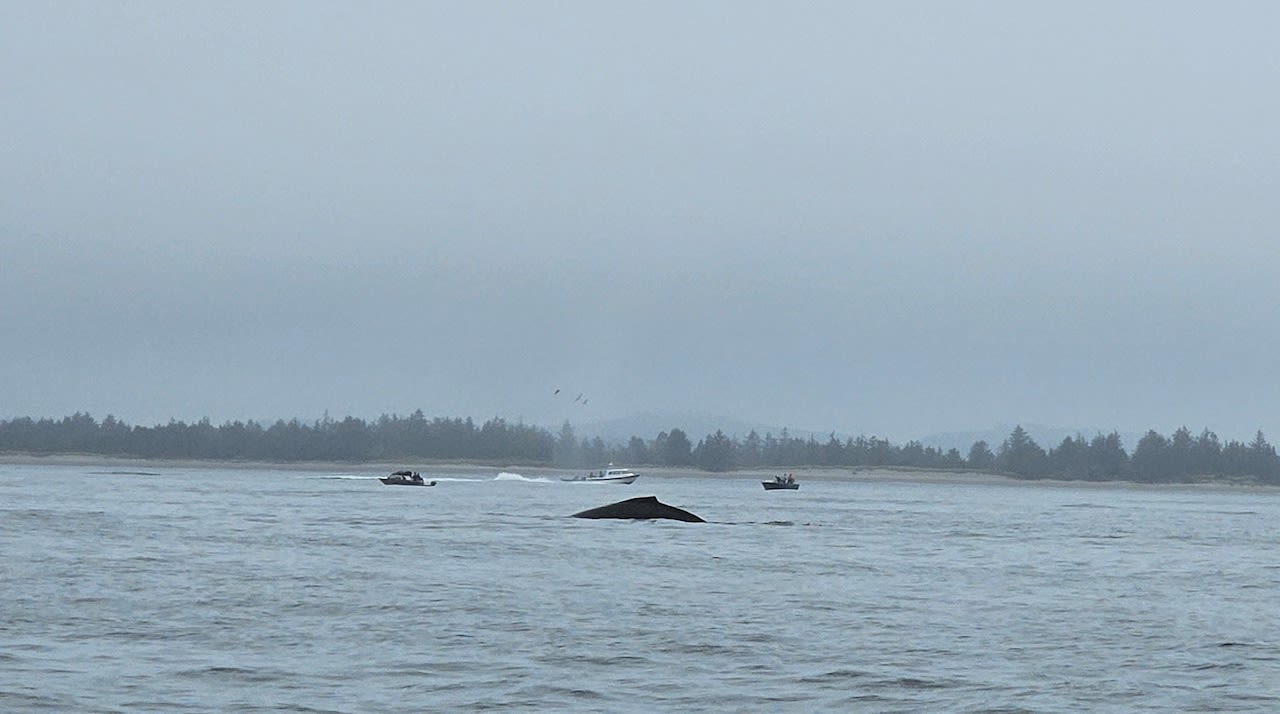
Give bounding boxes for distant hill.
[918,424,1143,453]
[576,411,842,445]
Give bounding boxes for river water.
[2,462,1279,712]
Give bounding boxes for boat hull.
[762,481,799,490]
[380,478,436,486]
[560,475,637,484]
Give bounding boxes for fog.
[3,2,1278,442]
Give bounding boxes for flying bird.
[554,388,560,395]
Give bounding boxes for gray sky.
[3,1,1278,443]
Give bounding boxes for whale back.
[571,496,705,522]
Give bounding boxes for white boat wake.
[494,472,554,483]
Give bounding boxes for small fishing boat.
[380,470,436,486]
[561,465,639,484]
[762,474,799,490]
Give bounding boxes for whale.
[571,496,705,523]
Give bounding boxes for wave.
[494,472,554,483]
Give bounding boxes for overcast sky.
[3,1,1278,443]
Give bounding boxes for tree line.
[0,411,554,464]
[1,412,1277,484]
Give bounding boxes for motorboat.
[762,474,799,490]
[560,468,640,483]
[380,470,436,486]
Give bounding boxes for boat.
[762,474,799,490]
[380,470,436,487]
[561,465,639,484]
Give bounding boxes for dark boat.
[762,474,799,490]
[380,470,436,487]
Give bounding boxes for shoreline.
[3,453,1277,492]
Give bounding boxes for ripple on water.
[0,690,71,711]
[175,665,286,683]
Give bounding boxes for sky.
[3,1,1278,444]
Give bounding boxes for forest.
[1,411,1277,484]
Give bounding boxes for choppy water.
[3,462,1279,712]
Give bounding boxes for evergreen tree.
[1248,430,1279,483]
[694,430,735,471]
[1049,435,1087,479]
[737,430,762,468]
[1193,429,1222,476]
[1168,426,1194,480]
[554,421,579,467]
[1088,432,1129,480]
[663,428,693,466]
[625,436,649,465]
[996,426,1047,477]
[1131,430,1171,482]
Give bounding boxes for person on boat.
[787,474,795,484]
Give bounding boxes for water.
[3,462,1279,712]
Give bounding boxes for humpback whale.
[571,496,705,523]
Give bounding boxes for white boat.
[561,465,639,484]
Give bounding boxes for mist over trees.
[1,412,1278,484]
